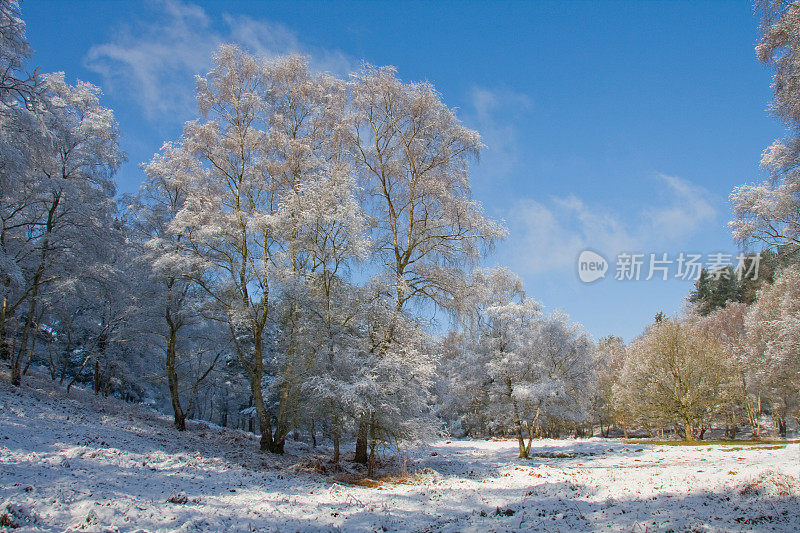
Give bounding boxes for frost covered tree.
[249,53,361,454]
[744,265,800,436]
[62,229,144,398]
[131,148,227,430]
[1,2,136,396]
[730,1,800,251]
[1,0,42,364]
[482,294,549,458]
[2,70,123,387]
[153,46,282,451]
[728,2,800,437]
[351,65,507,315]
[441,267,526,438]
[445,268,594,457]
[615,318,733,440]
[344,64,506,462]
[153,46,366,453]
[282,167,370,460]
[298,280,369,459]
[124,44,507,456]
[524,312,595,439]
[356,290,440,470]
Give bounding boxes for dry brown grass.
[624,439,798,447]
[739,470,799,497]
[373,468,437,486]
[333,467,438,488]
[292,455,331,475]
[0,512,18,528]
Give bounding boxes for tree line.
[589,0,800,443]
[0,1,603,463]
[2,0,799,463]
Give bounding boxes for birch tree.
[730,1,800,250]
[349,65,506,461]
[134,146,225,430]
[351,65,506,314]
[159,45,280,451]
[158,46,361,452]
[745,265,800,436]
[3,72,122,386]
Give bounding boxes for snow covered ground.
[2,369,799,532]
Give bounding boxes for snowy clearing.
[1,369,799,532]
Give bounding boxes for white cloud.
[223,14,353,76]
[84,0,354,122]
[466,87,532,176]
[645,173,717,239]
[504,174,717,274]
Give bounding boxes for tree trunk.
[505,377,527,459]
[165,316,187,431]
[11,355,21,387]
[238,321,276,453]
[250,362,275,452]
[354,415,369,464]
[93,359,101,395]
[331,407,341,463]
[367,418,378,478]
[67,350,92,394]
[13,293,38,388]
[271,377,293,454]
[748,393,762,438]
[515,424,527,459]
[13,288,37,387]
[525,408,540,457]
[332,431,340,463]
[685,423,695,442]
[777,416,787,438]
[13,193,60,387]
[0,296,8,361]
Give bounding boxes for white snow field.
[1,370,799,532]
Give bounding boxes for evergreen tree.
[688,269,713,315]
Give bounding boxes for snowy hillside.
[1,369,799,532]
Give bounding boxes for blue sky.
[22,0,782,341]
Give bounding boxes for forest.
[2,0,800,472]
[4,1,800,531]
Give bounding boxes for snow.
[2,369,800,532]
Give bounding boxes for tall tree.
[351,64,506,315]
[134,147,225,430]
[4,72,123,386]
[155,46,358,453]
[349,64,506,461]
[730,1,800,250]
[744,265,800,436]
[1,0,42,363]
